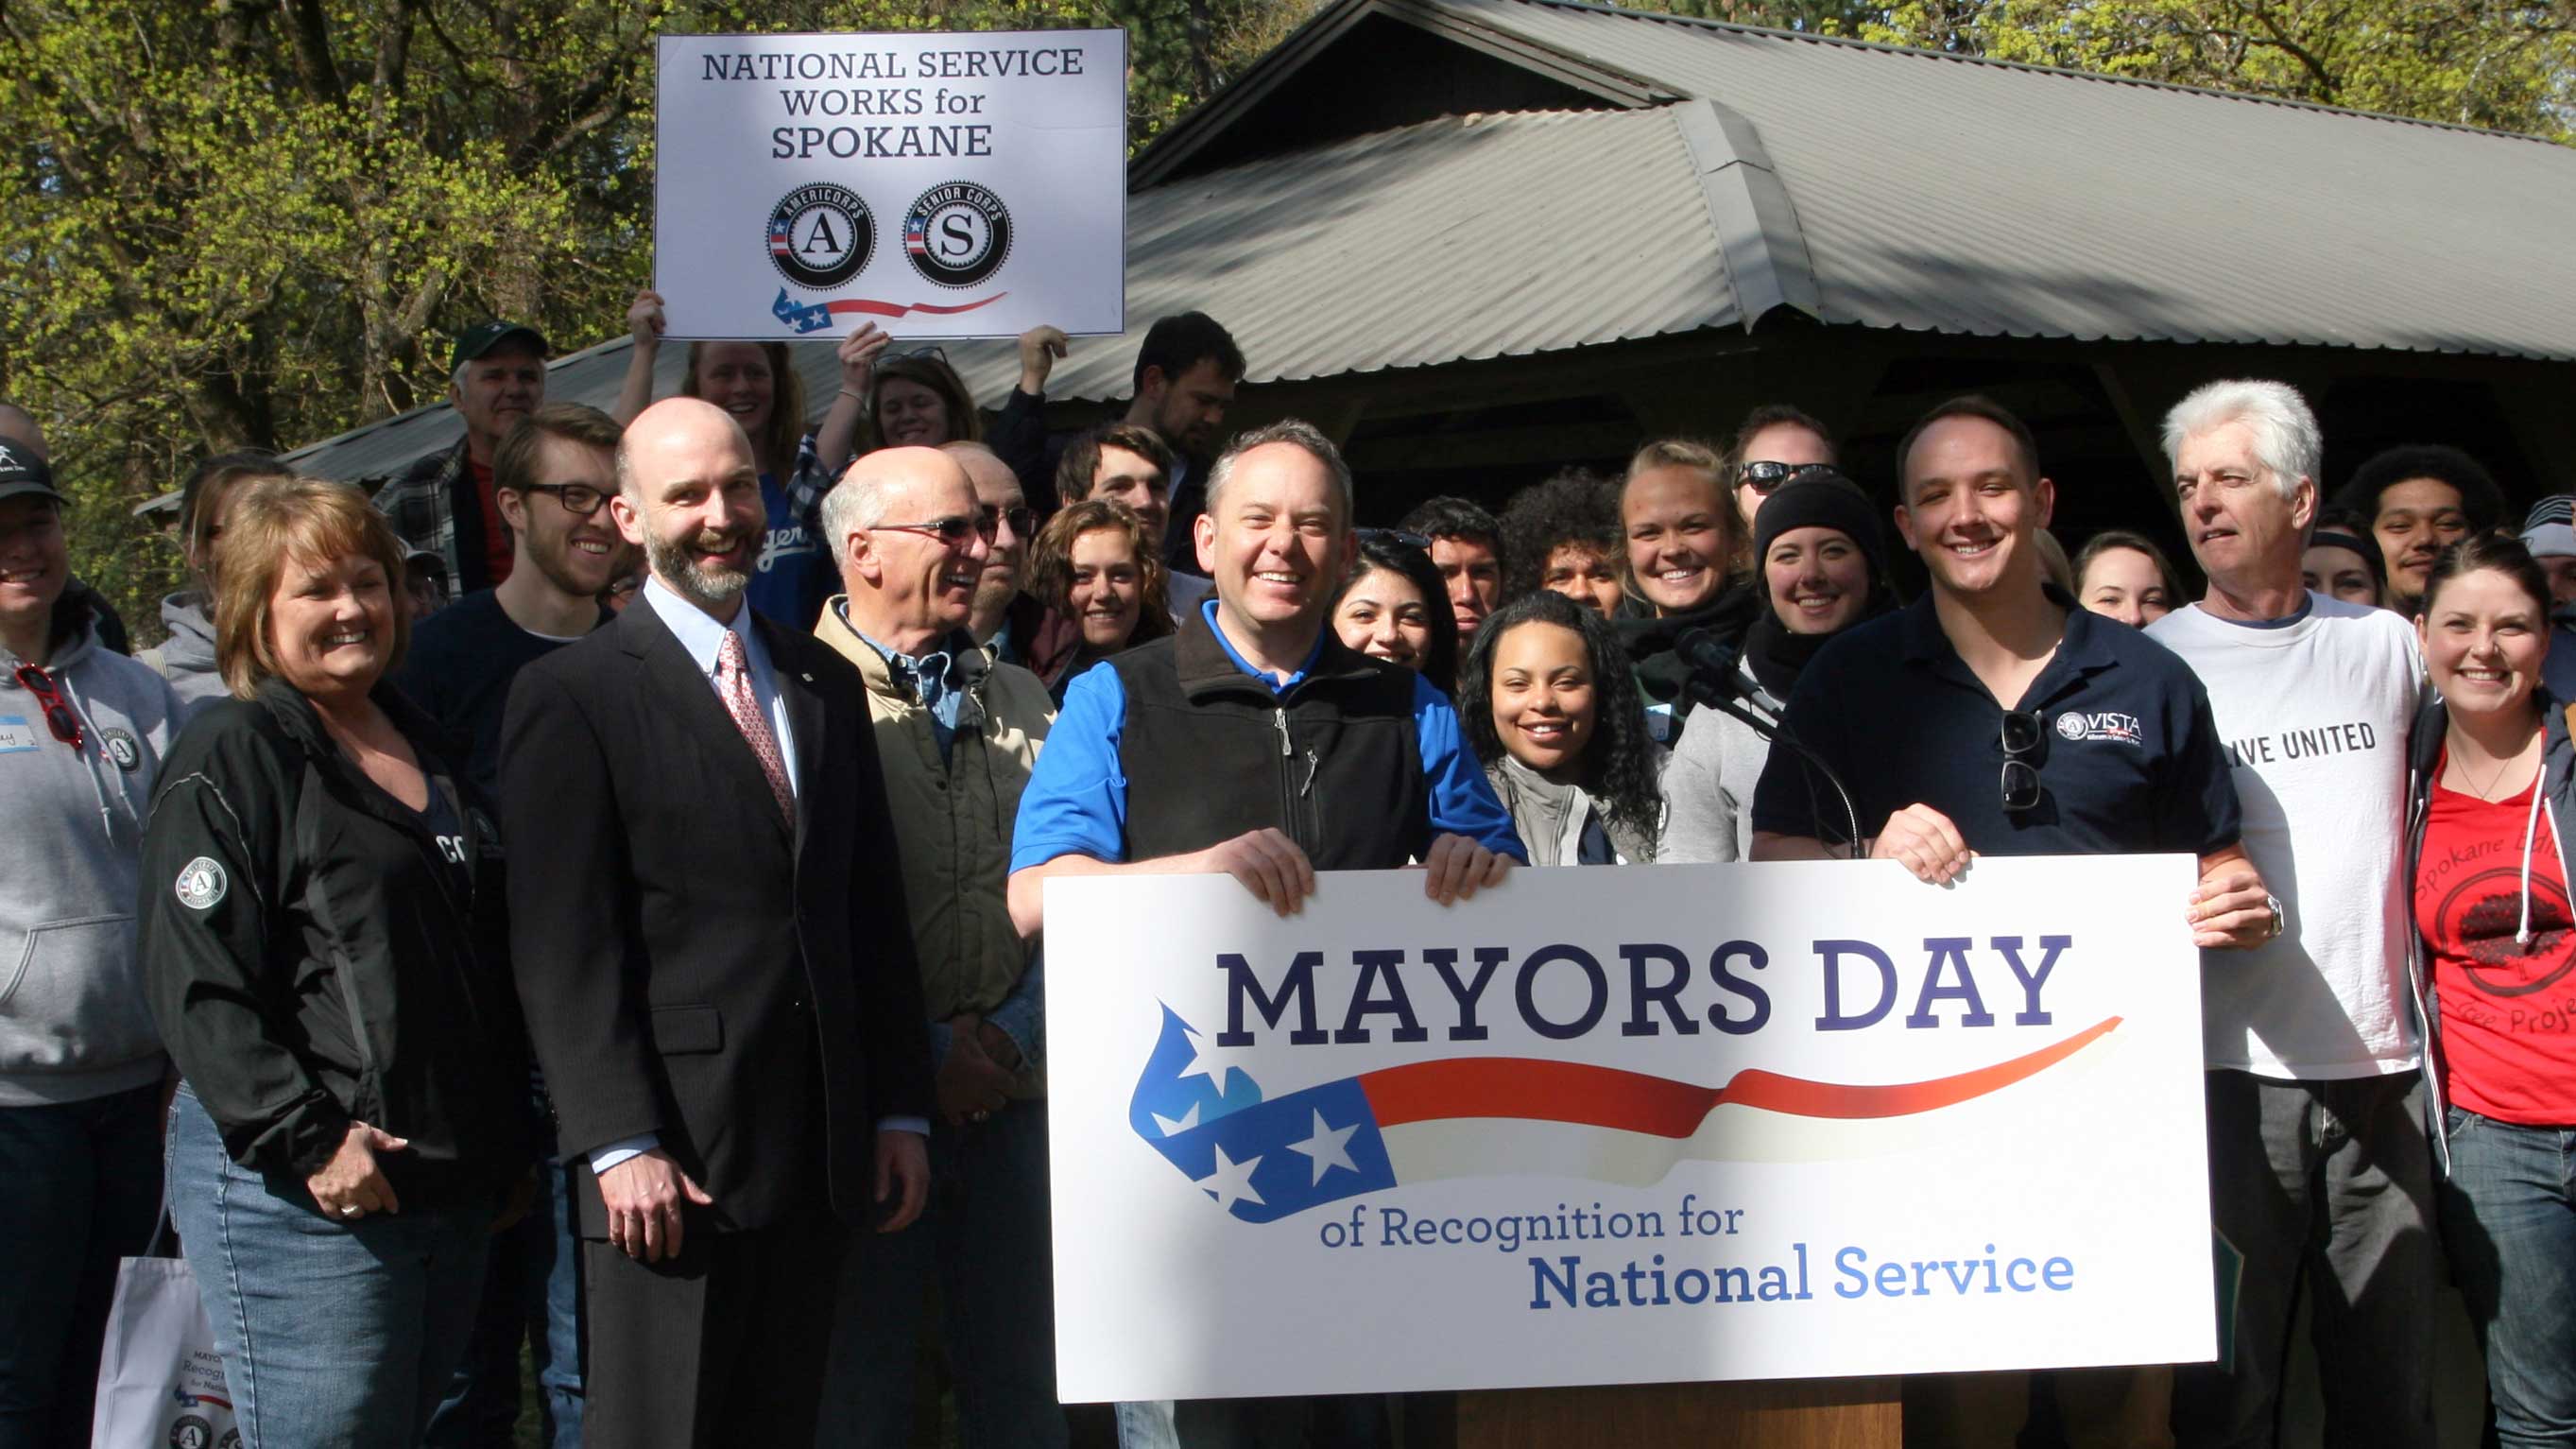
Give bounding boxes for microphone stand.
[1680,669,1864,857]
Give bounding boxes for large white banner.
[1047,856,2214,1400]
[653,30,1125,340]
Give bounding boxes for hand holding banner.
[1045,856,2215,1401]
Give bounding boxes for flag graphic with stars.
[1129,1005,2124,1223]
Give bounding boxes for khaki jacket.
[815,600,1053,1091]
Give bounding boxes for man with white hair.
[2147,379,2435,1449]
[808,446,1064,1446]
[375,320,551,604]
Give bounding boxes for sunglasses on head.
[12,664,82,752]
[2001,709,2047,813]
[1736,460,1834,495]
[1356,527,1433,551]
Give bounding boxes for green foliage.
[1858,0,2576,138]
[1,0,2565,636]
[0,0,1297,635]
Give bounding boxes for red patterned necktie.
[716,629,795,826]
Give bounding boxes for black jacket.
[140,679,531,1205]
[1110,609,1432,870]
[499,597,934,1236]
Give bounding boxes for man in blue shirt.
[1750,395,2276,1448]
[1007,418,1520,1449]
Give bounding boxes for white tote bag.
[89,1249,239,1449]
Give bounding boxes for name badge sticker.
[0,716,38,753]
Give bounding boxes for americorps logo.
[1130,1003,2122,1224]
[2056,710,2145,746]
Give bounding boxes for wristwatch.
[2263,893,2286,941]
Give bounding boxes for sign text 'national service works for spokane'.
[1043,855,2215,1401]
[654,31,1125,341]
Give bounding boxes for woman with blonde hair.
[141,475,532,1448]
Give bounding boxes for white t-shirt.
[2148,595,2425,1079]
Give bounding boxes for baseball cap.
[0,440,65,507]
[2521,494,2576,561]
[449,320,551,374]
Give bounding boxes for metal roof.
[1407,0,2576,355]
[287,105,1729,483]
[281,0,2576,484]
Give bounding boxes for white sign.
[653,30,1126,340]
[1046,856,2214,1400]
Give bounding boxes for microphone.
[1671,628,1863,854]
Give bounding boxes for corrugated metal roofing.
[283,0,2576,484]
[1447,0,2576,355]
[287,105,1725,483]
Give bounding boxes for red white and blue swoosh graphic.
[1130,1005,2123,1223]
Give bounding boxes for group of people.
[1,292,2570,1449]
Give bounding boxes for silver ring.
[340,1204,361,1218]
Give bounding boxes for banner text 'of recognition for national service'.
[1044,858,2217,1399]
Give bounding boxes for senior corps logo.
[175,857,227,911]
[1126,1006,2121,1222]
[766,183,875,290]
[2056,710,2144,747]
[902,181,1013,287]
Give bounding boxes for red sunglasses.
[12,664,83,751]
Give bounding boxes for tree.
[1860,0,2576,139]
[0,0,1296,631]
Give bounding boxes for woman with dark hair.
[861,349,986,453]
[141,476,531,1447]
[146,450,294,717]
[1498,468,1624,617]
[1331,531,1459,696]
[2402,533,2576,1447]
[1458,590,1659,864]
[2073,528,2183,630]
[1661,474,1896,863]
[2304,526,2389,611]
[1024,498,1172,699]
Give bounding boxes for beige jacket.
[816,599,1054,1091]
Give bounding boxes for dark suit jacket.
[499,596,932,1237]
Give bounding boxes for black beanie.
[1752,471,1887,576]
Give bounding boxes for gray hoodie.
[1,609,184,1104]
[145,591,230,720]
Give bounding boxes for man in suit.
[500,396,934,1448]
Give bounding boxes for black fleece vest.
[1111,612,1432,870]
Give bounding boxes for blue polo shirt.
[1750,591,2241,857]
[1010,601,1525,871]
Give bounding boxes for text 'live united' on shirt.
[2149,594,2425,1079]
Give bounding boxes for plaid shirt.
[370,438,472,598]
[777,431,836,534]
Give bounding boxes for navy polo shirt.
[1750,591,2241,858]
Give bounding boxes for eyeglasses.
[889,345,951,366]
[1736,460,1834,496]
[874,514,997,545]
[2001,710,2046,813]
[12,664,82,751]
[520,483,612,517]
[1356,527,1433,551]
[981,504,1037,539]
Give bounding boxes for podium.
[1453,1377,1901,1448]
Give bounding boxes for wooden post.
[1454,1377,1901,1449]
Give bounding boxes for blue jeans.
[2440,1107,2576,1448]
[817,1097,1066,1448]
[165,1084,493,1449]
[425,1124,582,1448]
[0,1081,163,1449]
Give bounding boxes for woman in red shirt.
[2406,532,2576,1447]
